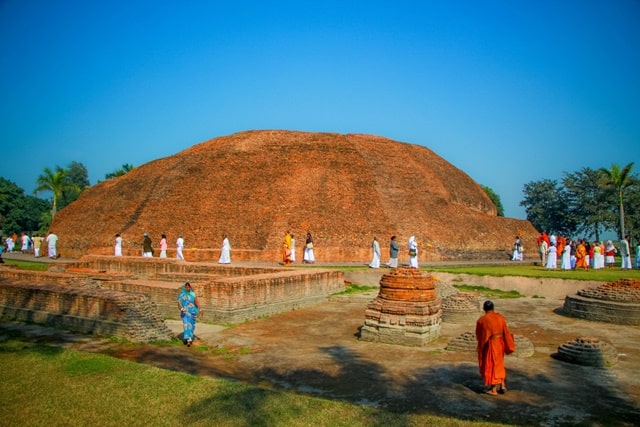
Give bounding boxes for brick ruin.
[49,130,539,261]
[360,267,442,346]
[553,337,619,368]
[445,331,535,358]
[563,278,640,325]
[0,255,344,342]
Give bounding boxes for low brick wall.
[79,267,345,324]
[563,294,640,326]
[0,255,345,327]
[0,282,173,342]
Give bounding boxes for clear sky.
[1,0,639,219]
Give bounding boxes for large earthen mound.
[51,130,537,260]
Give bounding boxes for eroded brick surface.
[50,130,538,260]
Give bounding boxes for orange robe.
[575,243,588,269]
[282,233,292,264]
[476,311,515,387]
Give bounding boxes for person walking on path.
[476,300,515,396]
[46,231,59,259]
[159,234,168,258]
[575,239,588,270]
[620,235,632,269]
[282,230,292,265]
[511,236,523,261]
[605,240,617,268]
[545,243,557,269]
[177,282,201,347]
[176,234,185,260]
[219,234,231,264]
[369,236,381,268]
[408,236,418,268]
[114,234,123,256]
[290,234,296,263]
[386,235,399,268]
[303,232,315,264]
[142,233,153,257]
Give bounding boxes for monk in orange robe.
[282,230,292,265]
[476,300,515,395]
[575,239,588,270]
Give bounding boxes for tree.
[562,167,612,241]
[0,177,49,235]
[105,163,135,180]
[598,162,636,239]
[34,166,79,219]
[520,179,578,236]
[480,185,504,216]
[60,161,90,209]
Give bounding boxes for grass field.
[424,263,640,282]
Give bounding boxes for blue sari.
[177,284,199,342]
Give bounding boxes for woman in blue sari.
[177,282,200,346]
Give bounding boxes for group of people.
[369,235,419,269]
[115,232,231,264]
[282,231,315,265]
[537,231,640,270]
[2,231,59,259]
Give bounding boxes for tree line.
[520,163,638,241]
[0,163,134,236]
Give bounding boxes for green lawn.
[423,264,640,282]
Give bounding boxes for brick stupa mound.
[563,279,640,325]
[360,267,442,346]
[51,130,538,260]
[446,331,534,358]
[553,337,618,368]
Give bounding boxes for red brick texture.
[50,130,538,260]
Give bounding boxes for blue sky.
[1,0,639,219]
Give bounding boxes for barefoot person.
[177,282,201,347]
[476,300,515,396]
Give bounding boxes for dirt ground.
[3,288,640,426]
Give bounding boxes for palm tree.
[599,162,635,238]
[34,166,79,219]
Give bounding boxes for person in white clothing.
[561,242,572,270]
[408,236,419,268]
[218,234,231,264]
[46,232,59,259]
[303,232,315,264]
[545,243,557,269]
[176,234,185,260]
[289,234,296,263]
[369,236,381,268]
[620,235,632,269]
[114,233,123,256]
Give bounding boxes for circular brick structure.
[441,292,481,324]
[563,279,640,325]
[360,267,442,346]
[446,331,534,358]
[554,336,618,368]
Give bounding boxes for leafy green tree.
[60,161,90,209]
[598,162,636,239]
[480,185,504,216]
[520,179,578,236]
[34,166,79,219]
[105,163,134,180]
[562,167,612,241]
[0,177,49,235]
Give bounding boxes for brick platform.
[563,279,640,325]
[0,255,344,339]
